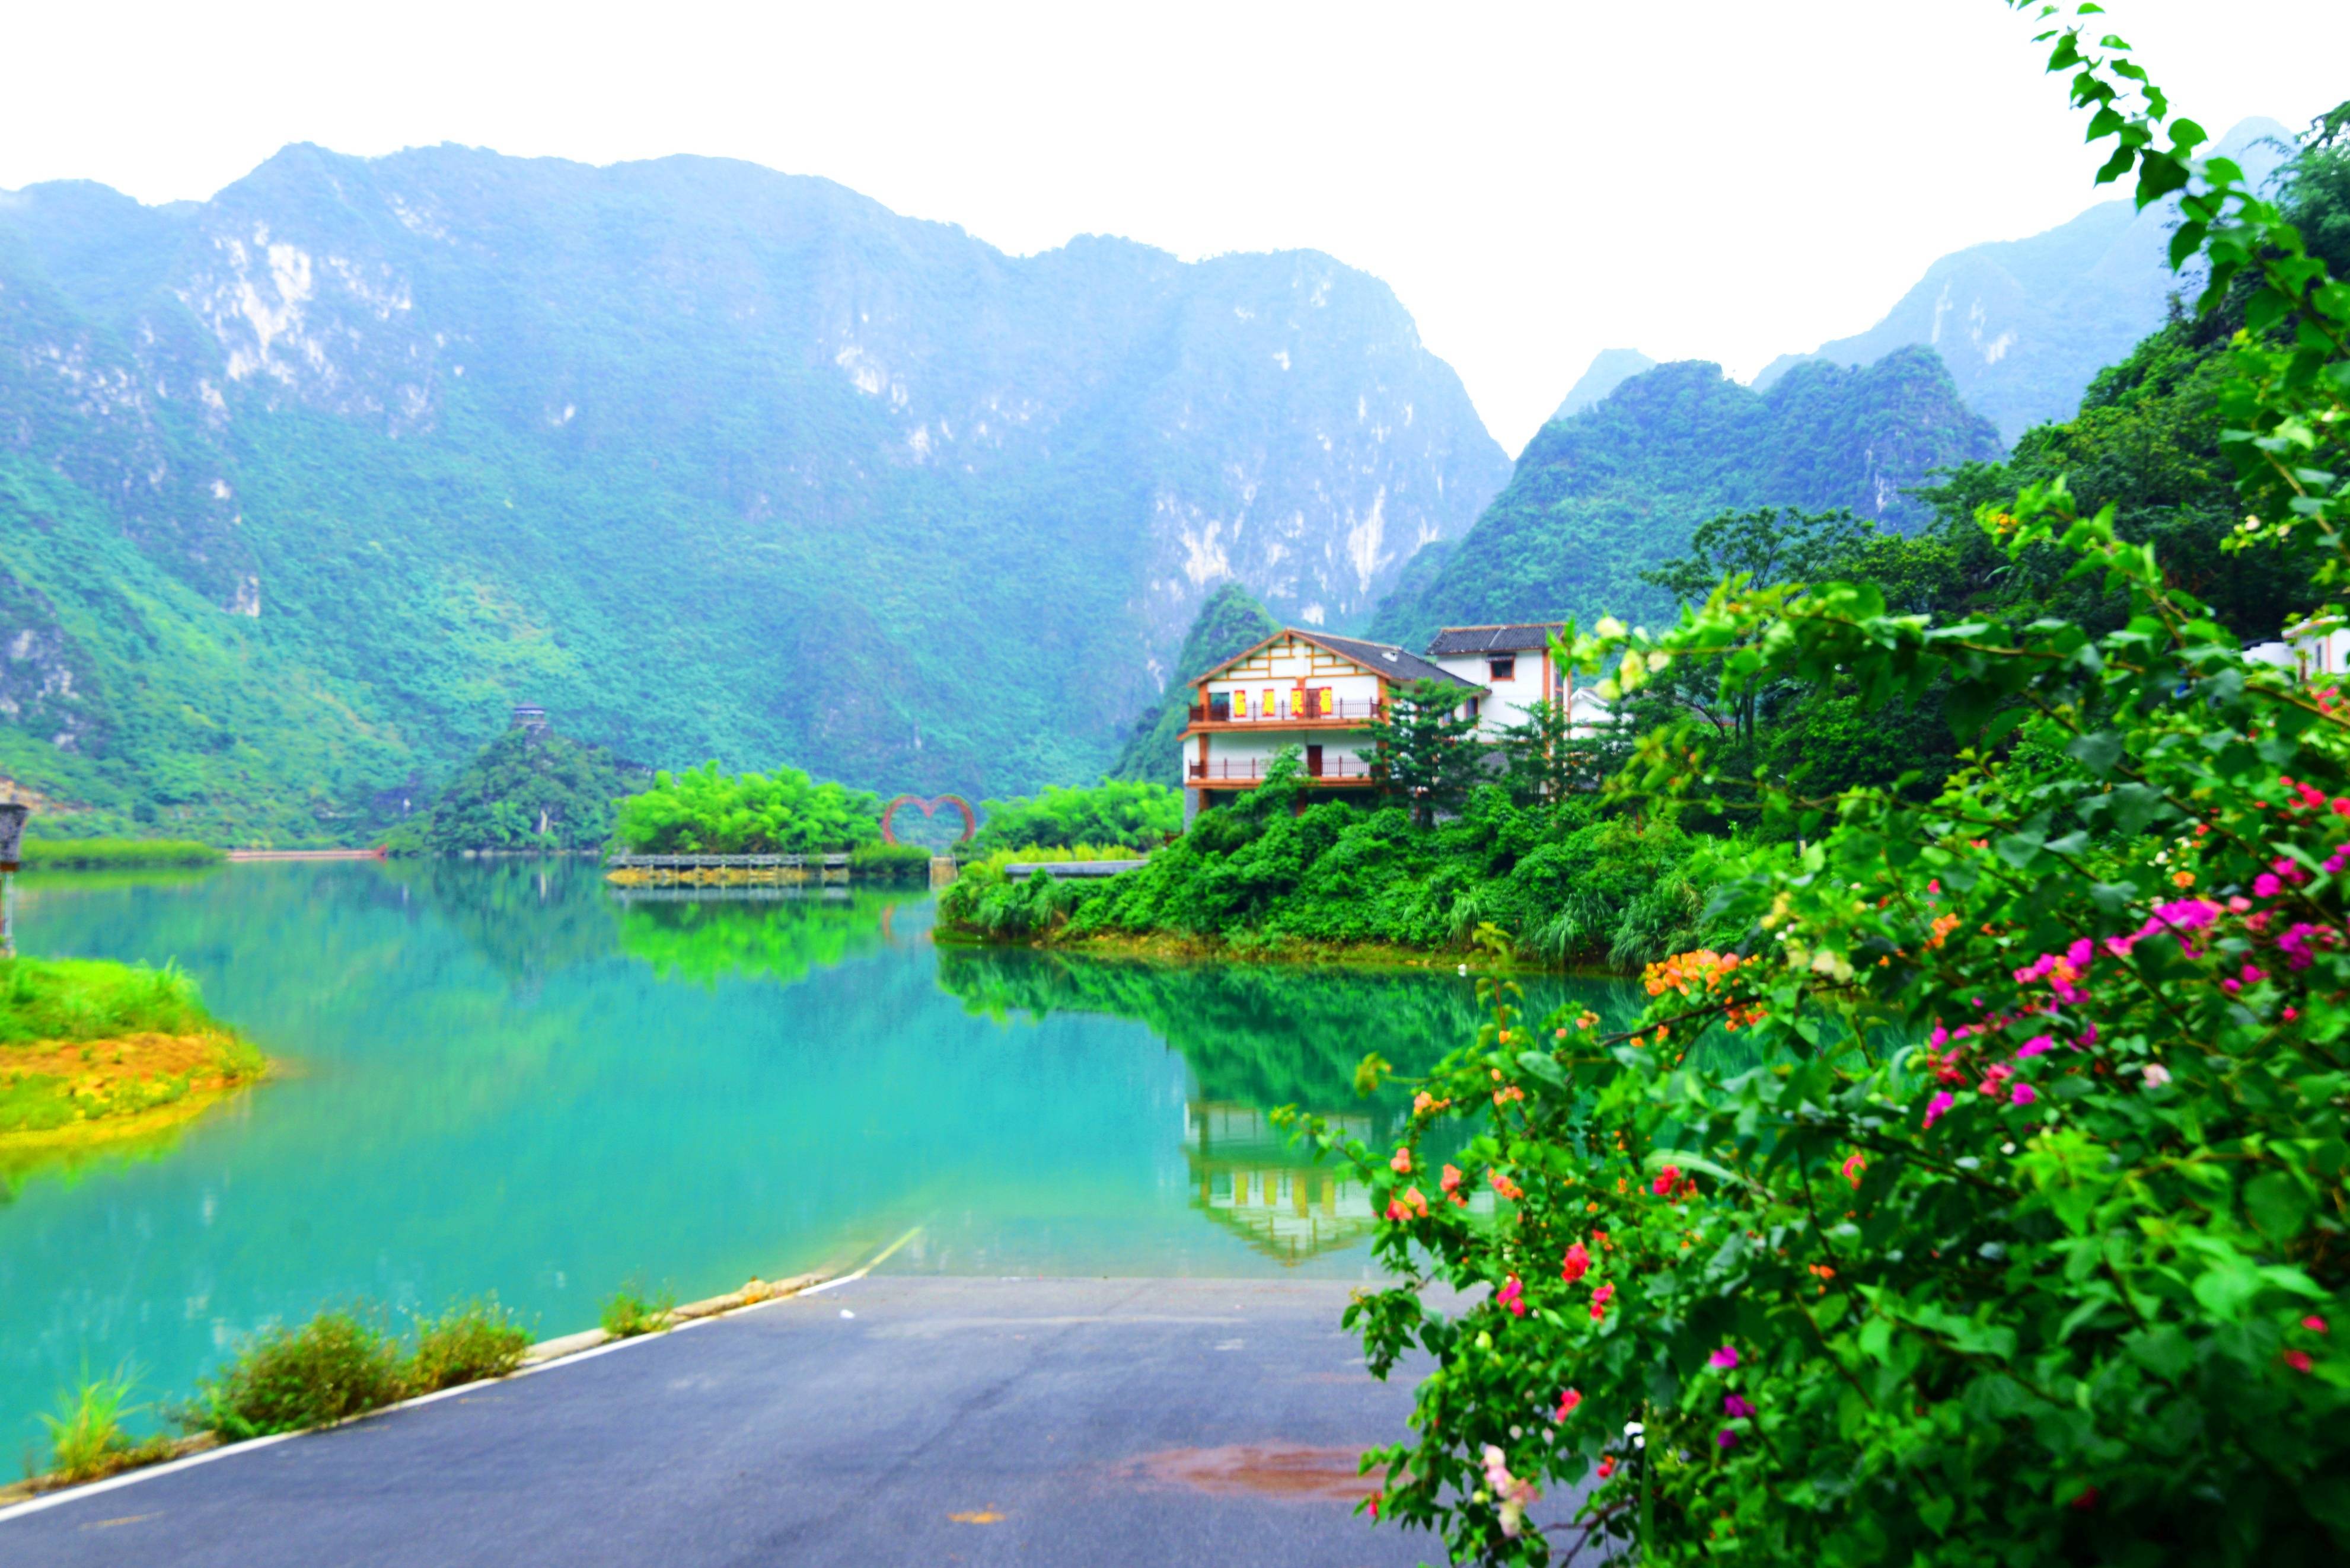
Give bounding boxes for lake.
[0,859,1640,1448]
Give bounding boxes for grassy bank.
[18,838,224,870]
[939,761,1738,971]
[0,957,264,1144]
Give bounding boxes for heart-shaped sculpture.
[879,793,979,846]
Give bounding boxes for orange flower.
[1490,1170,1525,1202]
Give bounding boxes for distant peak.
[1551,349,1659,423]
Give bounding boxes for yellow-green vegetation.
[34,1365,174,1485]
[182,1298,533,1442]
[18,838,223,870]
[0,957,264,1144]
[598,1281,675,1339]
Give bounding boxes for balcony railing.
[1188,699,1386,726]
[1188,758,1379,784]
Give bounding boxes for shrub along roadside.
[172,1297,533,1444]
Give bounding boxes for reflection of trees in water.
[615,890,919,987]
[378,856,625,984]
[933,950,1646,1266]
[935,949,1645,1119]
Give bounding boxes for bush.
[938,752,1734,965]
[407,1298,532,1393]
[599,1282,674,1339]
[187,1310,409,1439]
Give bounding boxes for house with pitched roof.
[1177,622,1614,816]
[1426,622,1615,736]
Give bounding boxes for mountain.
[1753,117,2293,443]
[1553,349,1657,421]
[0,145,1509,841]
[1370,346,2003,646]
[1108,580,1280,784]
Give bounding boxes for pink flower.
[1978,1063,2015,1097]
[2285,1349,2314,1374]
[1724,1393,1756,1418]
[2017,1035,2055,1058]
[2142,1063,2172,1088]
[1497,1274,1527,1317]
[1389,1148,1412,1174]
[1708,1345,1739,1370]
[2066,938,2093,967]
[1561,1242,1590,1284]
[2255,873,2284,898]
[1924,1090,1954,1129]
[1554,1387,1583,1420]
[1651,1165,1681,1196]
[1717,1429,1739,1448]
[1590,1283,1615,1321]
[2011,1082,2037,1106]
[2303,1315,2329,1334]
[1440,1163,1463,1195]
[1841,1152,1866,1188]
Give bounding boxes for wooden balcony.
[1184,698,1385,732]
[1188,758,1380,787]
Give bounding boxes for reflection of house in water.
[1185,1100,1491,1265]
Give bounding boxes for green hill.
[0,147,1507,842]
[1108,582,1280,784]
[1370,345,2003,644]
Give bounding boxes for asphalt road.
[4,1275,1460,1568]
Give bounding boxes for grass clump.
[599,1281,675,1339]
[0,957,221,1048]
[184,1310,409,1440]
[36,1364,173,1484]
[18,838,223,870]
[407,1297,531,1392]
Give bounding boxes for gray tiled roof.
[1305,632,1479,689]
[1426,622,1567,656]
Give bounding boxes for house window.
[1466,697,1482,722]
[1489,656,1516,681]
[1209,691,1231,721]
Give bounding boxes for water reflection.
[0,863,1643,1447]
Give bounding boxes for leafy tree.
[970,780,1183,852]
[1293,25,2350,1567]
[608,761,881,854]
[1362,679,1485,825]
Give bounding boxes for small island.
[0,956,264,1157]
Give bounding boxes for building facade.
[1178,622,1615,817]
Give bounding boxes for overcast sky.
[4,1,2344,454]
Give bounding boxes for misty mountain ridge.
[1754,116,2294,442]
[0,142,1509,838]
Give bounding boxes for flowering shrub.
[1287,12,2350,1564]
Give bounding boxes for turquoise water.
[0,860,1637,1447]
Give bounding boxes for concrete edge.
[0,1270,836,1524]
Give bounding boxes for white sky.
[2,1,2344,455]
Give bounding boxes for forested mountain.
[1552,349,1657,421]
[1108,580,1280,784]
[1753,117,2290,442]
[1370,346,2003,645]
[0,145,1508,842]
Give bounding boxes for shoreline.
[932,924,1607,976]
[0,1030,269,1154]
